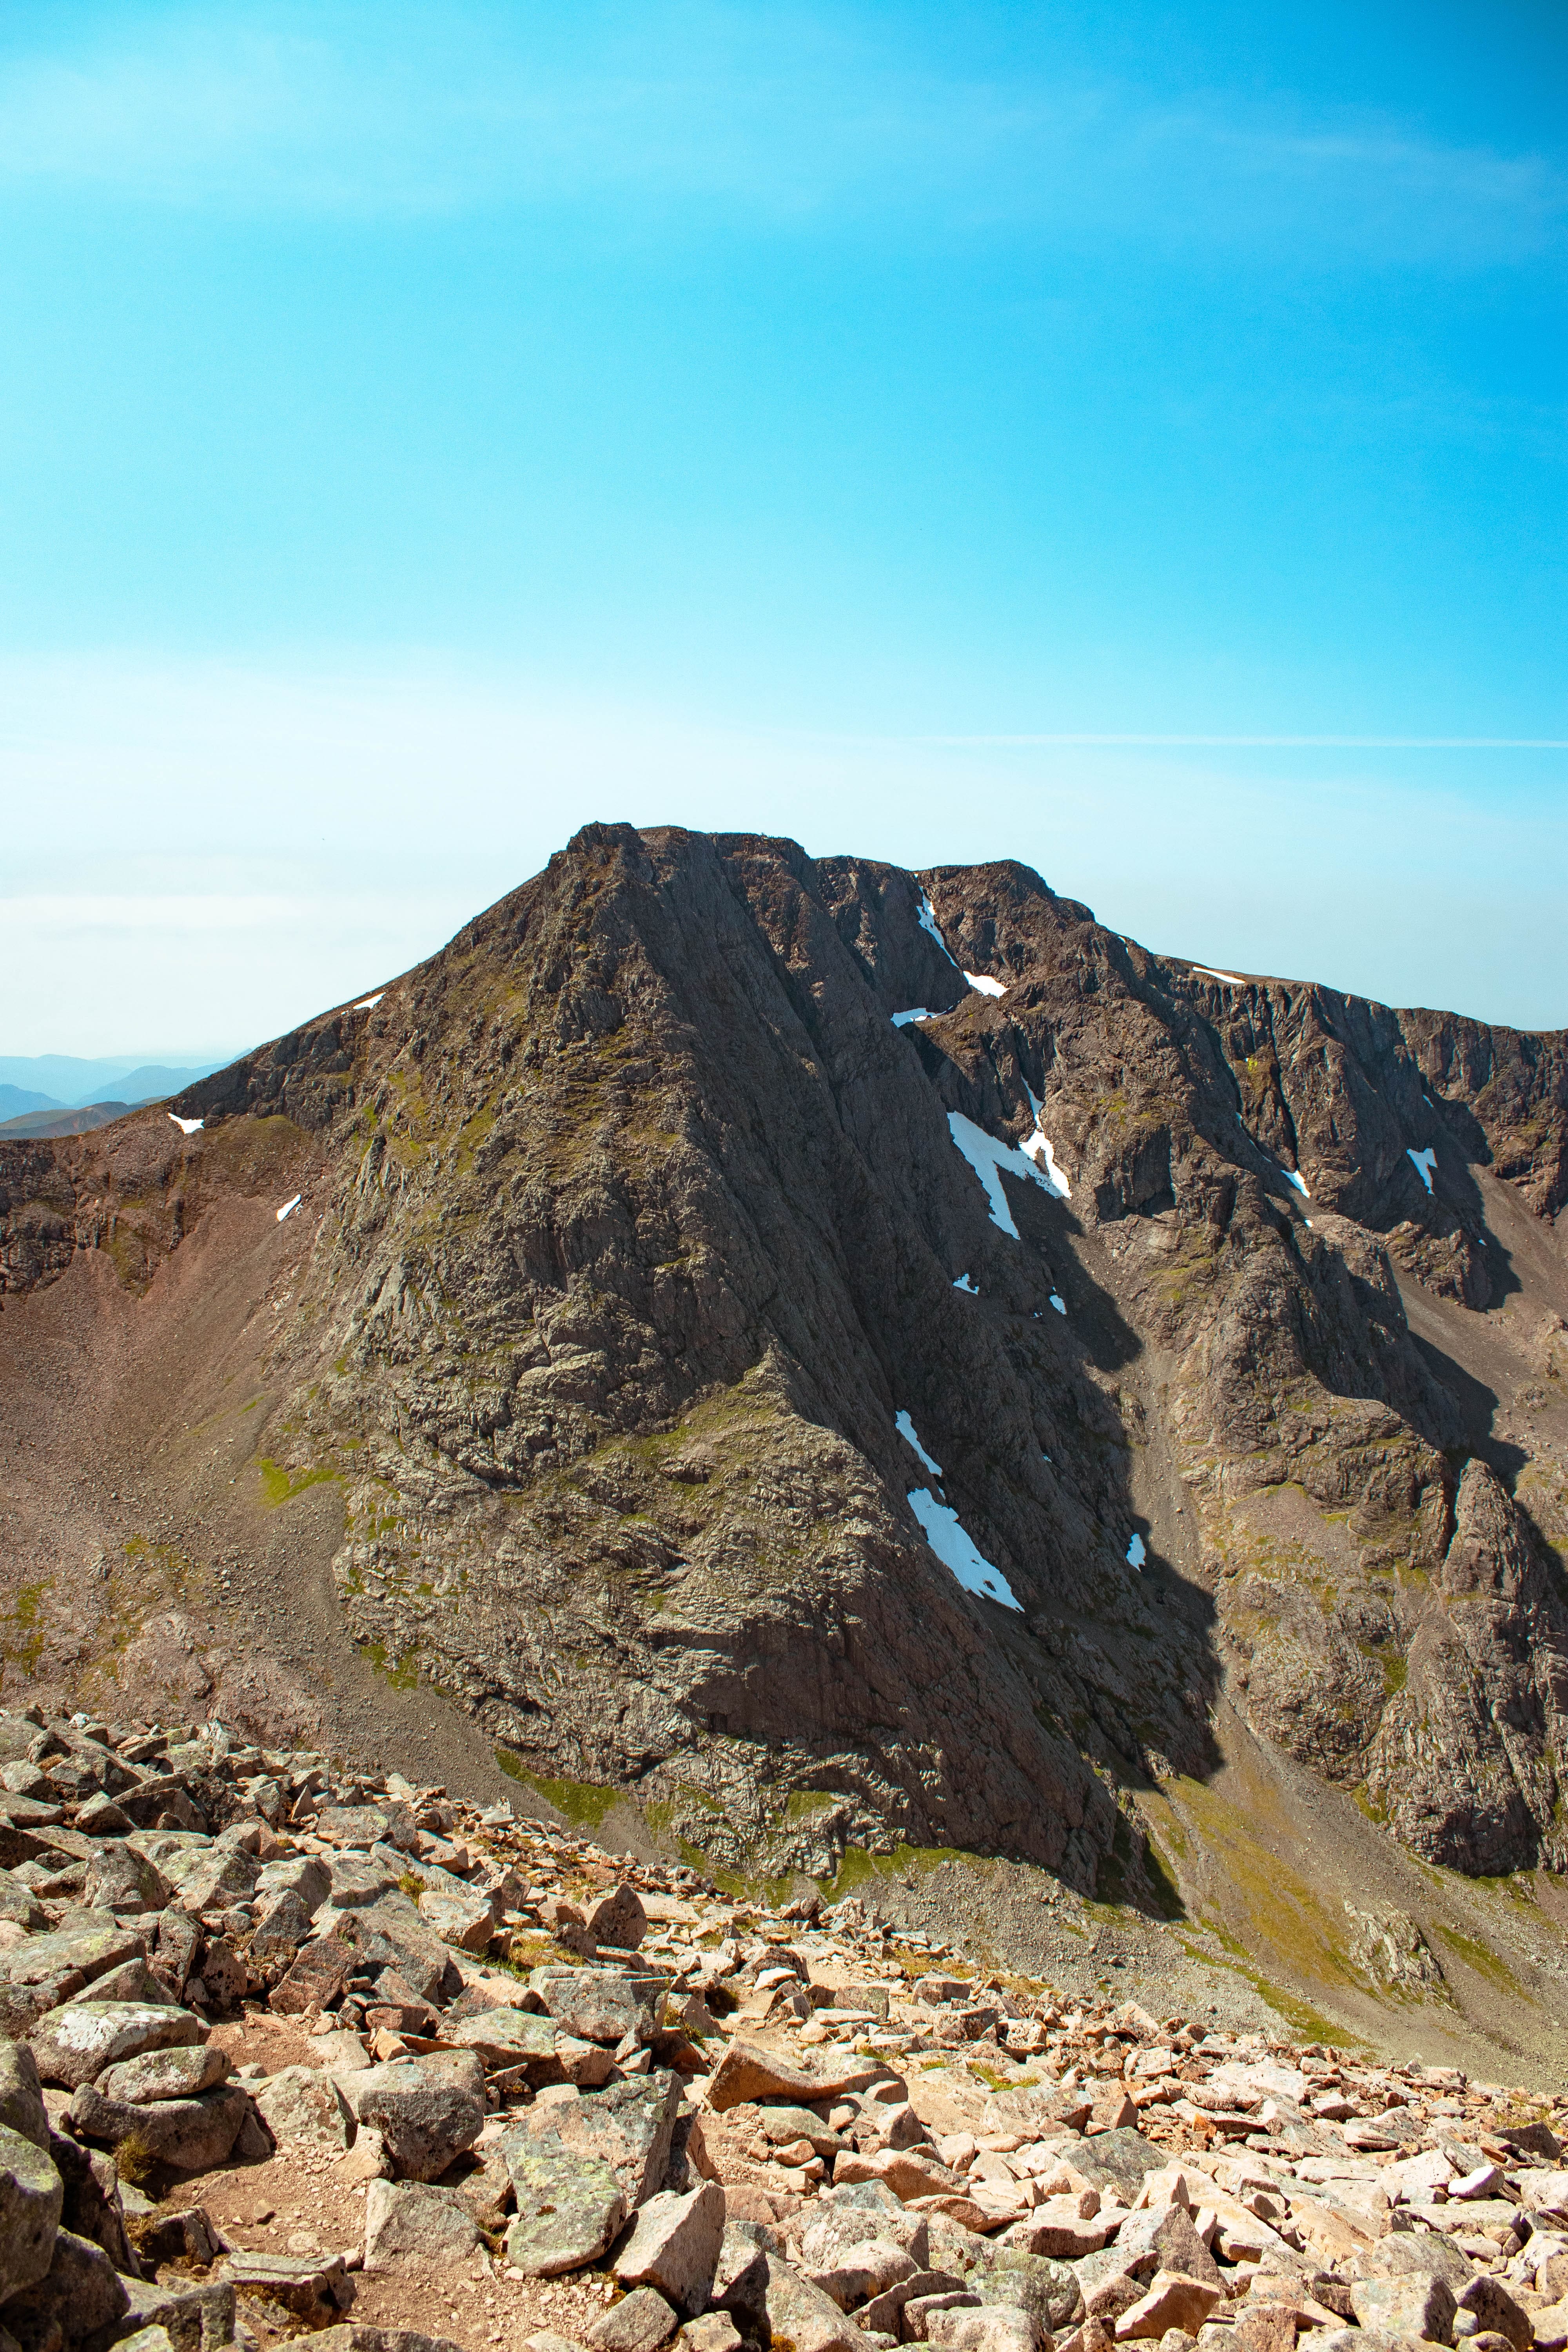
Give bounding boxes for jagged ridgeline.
[3,823,1567,1915]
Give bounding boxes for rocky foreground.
[2,1710,1568,2352]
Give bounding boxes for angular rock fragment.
[0,2222,127,2344]
[586,1885,648,1952]
[344,2057,484,2181]
[221,2247,356,2318]
[0,2042,48,2151]
[116,2269,238,2352]
[269,1933,354,2015]
[363,2178,482,2271]
[504,2133,627,2276]
[417,1885,497,1953]
[705,2040,880,2113]
[28,2000,206,2091]
[253,2063,354,2150]
[82,1844,169,1916]
[531,1968,664,2047]
[98,2042,230,2104]
[587,2285,679,2352]
[613,2182,726,2315]
[69,2080,252,2173]
[0,2118,63,2300]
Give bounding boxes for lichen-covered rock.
[251,2063,353,2149]
[0,2118,62,2299]
[68,2080,251,2173]
[27,2001,205,2090]
[503,2134,626,2277]
[0,2043,47,2152]
[0,2223,125,2346]
[363,2180,482,2272]
[343,2058,483,2181]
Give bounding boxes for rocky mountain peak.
[2,825,1566,2064]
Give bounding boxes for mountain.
[78,1061,225,1109]
[2,823,1566,2071]
[0,1085,60,1122]
[0,1054,233,1109]
[0,1098,138,1139]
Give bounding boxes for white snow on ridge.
[1020,1084,1071,1198]
[1127,1532,1147,1570]
[953,1272,978,1294]
[907,1486,1022,1610]
[947,1110,1068,1238]
[964,971,1007,998]
[1192,965,1246,986]
[277,1194,302,1223]
[895,1410,942,1477]
[167,1113,203,1136]
[1408,1145,1437,1193]
[354,993,385,1010]
[917,894,958,966]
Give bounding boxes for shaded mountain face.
[3,824,1567,1906]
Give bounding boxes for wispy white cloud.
[928,734,1568,750]
[0,2,1558,266]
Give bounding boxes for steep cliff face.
[3,823,1566,1910]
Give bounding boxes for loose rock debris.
[1,1702,1566,2352]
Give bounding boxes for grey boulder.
[0,2118,63,2300]
[0,2224,126,2345]
[344,2057,483,2181]
[82,1845,169,1917]
[613,2181,726,2316]
[0,2042,47,2151]
[253,2064,355,2151]
[97,2043,231,2105]
[28,2000,205,2090]
[531,1969,664,2047]
[69,2080,252,2173]
[363,2180,482,2272]
[503,2130,626,2278]
[587,2287,678,2352]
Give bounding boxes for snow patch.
[167,1113,203,1136]
[1020,1084,1071,1197]
[952,1272,978,1294]
[964,971,1007,998]
[1192,965,1245,985]
[917,893,958,966]
[907,1487,1022,1611]
[1282,1165,1310,1199]
[277,1194,302,1223]
[1126,1532,1147,1570]
[1408,1145,1437,1194]
[896,1411,942,1477]
[1049,1293,1067,1315]
[891,1008,935,1027]
[354,993,385,1010]
[947,1110,1067,1238]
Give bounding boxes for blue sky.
[1,0,1564,1053]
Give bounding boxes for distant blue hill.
[0,1084,59,1121]
[0,1052,239,1108]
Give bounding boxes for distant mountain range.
[0,1055,237,1137]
